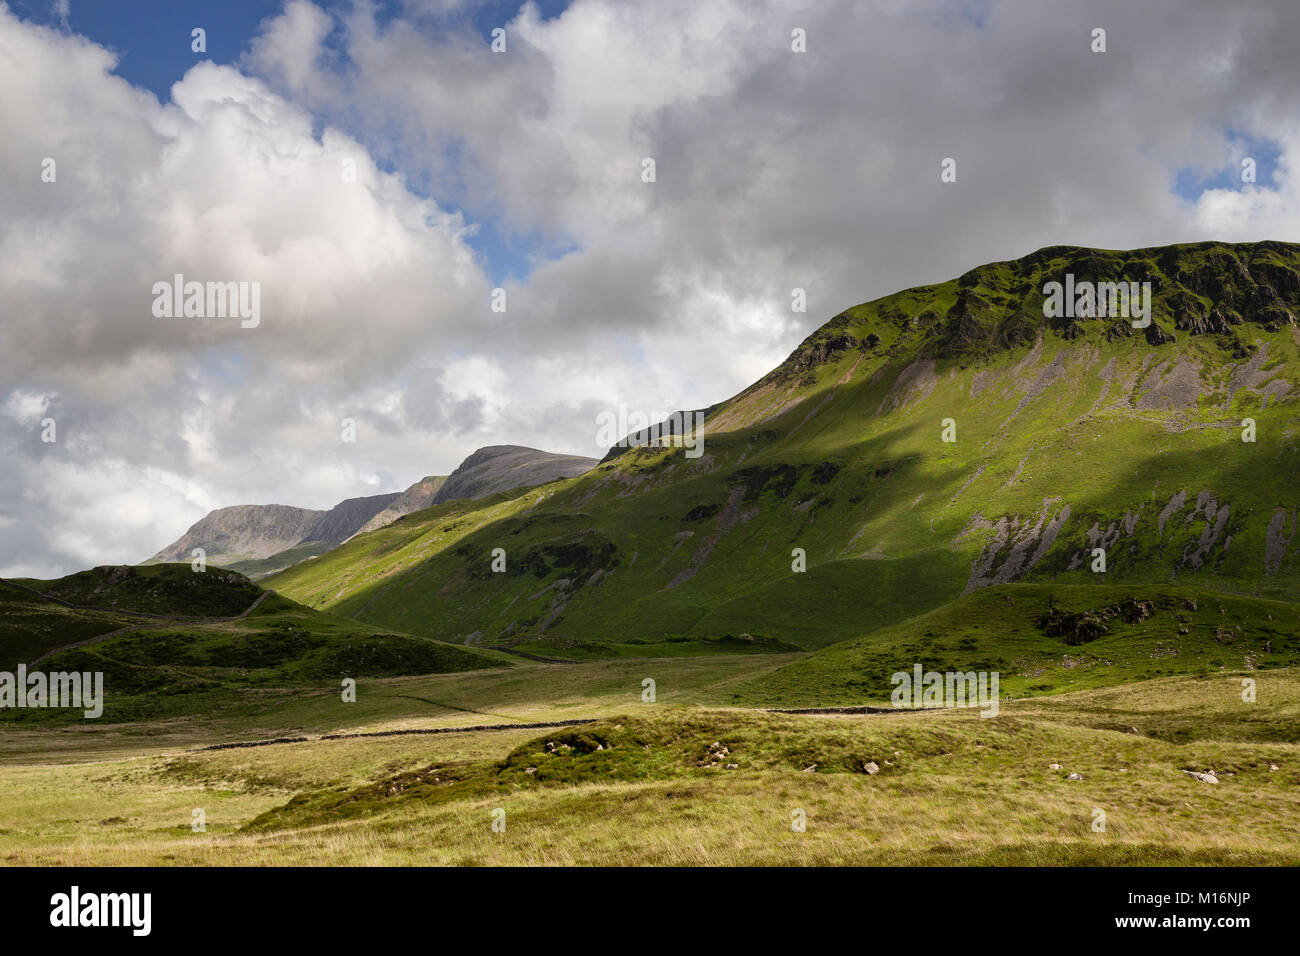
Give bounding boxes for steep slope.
[148,504,323,565]
[354,476,448,536]
[301,493,402,544]
[267,241,1300,654]
[217,494,404,580]
[432,445,598,504]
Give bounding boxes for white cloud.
[6,0,1300,575]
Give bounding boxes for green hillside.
[267,241,1300,654]
[225,541,335,580]
[12,563,263,616]
[0,565,511,723]
[727,582,1300,708]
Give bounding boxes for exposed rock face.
[963,498,1072,592]
[300,493,401,544]
[433,445,597,504]
[151,493,402,568]
[1181,492,1232,569]
[148,504,323,565]
[877,358,938,414]
[1265,508,1298,575]
[1137,357,1202,410]
[353,476,448,536]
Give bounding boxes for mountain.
[354,476,448,536]
[147,503,324,566]
[147,446,596,579]
[266,240,1300,657]
[146,494,402,577]
[301,493,402,543]
[431,445,598,504]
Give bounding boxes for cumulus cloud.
[4,0,1300,575]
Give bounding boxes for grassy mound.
[727,582,1300,707]
[13,563,263,616]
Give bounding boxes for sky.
[2,0,1299,578]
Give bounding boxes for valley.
[4,240,1300,866]
[1,659,1295,866]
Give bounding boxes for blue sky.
[16,0,1278,243]
[1174,130,1281,202]
[12,0,574,282]
[13,0,1279,259]
[5,0,1300,578]
[14,0,571,99]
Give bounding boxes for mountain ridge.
[432,445,598,504]
[264,240,1300,654]
[147,445,599,578]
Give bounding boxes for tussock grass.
[2,666,1295,866]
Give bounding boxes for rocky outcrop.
[963,498,1072,592]
[1264,508,1297,575]
[300,493,401,544]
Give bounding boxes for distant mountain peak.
[433,445,598,504]
[148,503,324,565]
[146,445,597,577]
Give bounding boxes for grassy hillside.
[0,565,511,724]
[726,582,1300,708]
[0,582,127,671]
[12,563,262,616]
[267,241,1300,652]
[225,541,334,580]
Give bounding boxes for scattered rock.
[1182,770,1219,784]
[725,763,738,770]
[1269,763,1280,772]
[697,741,731,766]
[1067,772,1084,781]
[863,761,880,775]
[802,764,818,773]
[524,766,537,774]
[1048,763,1063,770]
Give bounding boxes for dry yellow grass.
[1,667,1295,866]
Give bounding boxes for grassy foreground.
[0,658,1295,866]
